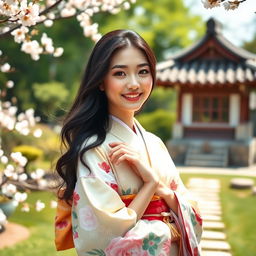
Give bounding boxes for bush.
[13,145,43,162]
[136,109,176,142]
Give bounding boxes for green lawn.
[1,174,256,256]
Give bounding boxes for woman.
[55,30,202,256]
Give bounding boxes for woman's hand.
[108,142,159,185]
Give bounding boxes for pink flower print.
[56,220,68,230]
[79,205,98,231]
[105,237,149,256]
[162,239,171,255]
[106,182,119,193]
[170,179,178,191]
[98,161,111,173]
[73,191,80,206]
[73,231,78,239]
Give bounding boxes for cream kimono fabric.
[72,118,203,256]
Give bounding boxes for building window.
[193,95,229,123]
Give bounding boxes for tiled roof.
[157,18,256,86]
[157,59,256,85]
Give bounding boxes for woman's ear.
[99,83,104,91]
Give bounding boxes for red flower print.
[73,191,80,206]
[193,247,199,256]
[56,220,68,229]
[170,179,178,191]
[73,231,78,239]
[98,161,111,173]
[193,209,203,226]
[106,182,119,192]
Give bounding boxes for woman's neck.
[109,112,135,130]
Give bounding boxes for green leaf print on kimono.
[86,249,106,256]
[190,211,197,227]
[142,232,161,256]
[122,188,132,195]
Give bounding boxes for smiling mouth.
[122,93,142,101]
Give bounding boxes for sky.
[183,0,256,47]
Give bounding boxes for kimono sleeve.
[156,137,203,254]
[72,146,137,255]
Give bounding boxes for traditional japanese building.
[157,18,256,167]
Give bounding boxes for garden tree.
[98,0,204,60]
[243,33,256,54]
[33,81,69,122]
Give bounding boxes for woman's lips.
[122,93,142,101]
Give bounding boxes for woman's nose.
[127,75,139,89]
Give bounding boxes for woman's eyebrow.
[111,63,149,69]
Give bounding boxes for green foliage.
[32,81,69,121]
[243,32,256,54]
[142,87,177,113]
[13,145,43,162]
[136,109,176,142]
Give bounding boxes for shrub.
[13,145,43,162]
[136,109,176,142]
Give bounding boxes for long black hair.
[56,30,156,201]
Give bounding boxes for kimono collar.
[109,116,152,167]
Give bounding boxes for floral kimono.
[71,116,203,256]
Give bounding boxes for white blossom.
[11,26,29,43]
[1,63,11,72]
[1,155,8,164]
[35,200,45,211]
[1,183,17,197]
[19,2,40,27]
[33,128,42,138]
[10,152,28,167]
[21,40,43,61]
[44,19,53,27]
[18,173,28,181]
[53,47,64,57]
[31,168,45,180]
[14,192,27,202]
[6,80,14,88]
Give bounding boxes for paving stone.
[200,202,221,207]
[202,250,232,256]
[230,178,254,189]
[203,221,225,229]
[201,240,231,251]
[201,209,222,216]
[202,230,226,240]
[203,215,222,221]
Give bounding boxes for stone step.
[186,153,227,161]
[185,159,227,167]
[203,215,222,222]
[187,148,228,155]
[202,251,232,256]
[203,221,225,229]
[201,240,231,251]
[202,230,226,240]
[188,188,221,193]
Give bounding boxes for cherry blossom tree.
[0,0,136,226]
[0,0,136,60]
[202,0,248,10]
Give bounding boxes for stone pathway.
[0,222,30,249]
[187,178,232,256]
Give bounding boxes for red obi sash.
[55,193,172,251]
[121,194,170,221]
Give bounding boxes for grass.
[1,174,256,256]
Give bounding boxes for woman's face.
[102,46,153,120]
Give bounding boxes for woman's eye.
[113,71,125,76]
[139,69,150,75]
